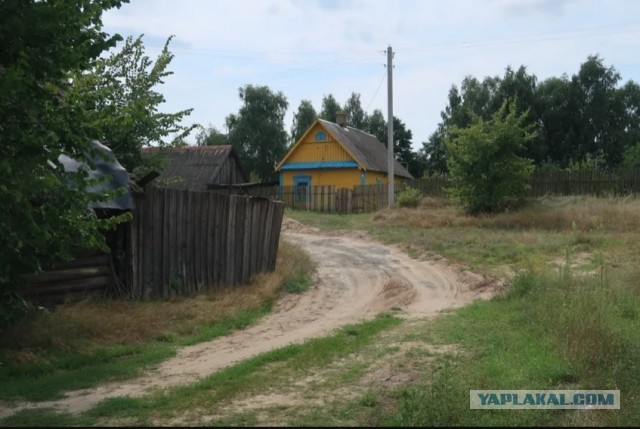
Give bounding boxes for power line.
[365,69,387,111]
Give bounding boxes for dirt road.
[0,220,492,418]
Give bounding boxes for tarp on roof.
[58,140,135,210]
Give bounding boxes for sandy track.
[0,222,492,418]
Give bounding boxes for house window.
[314,131,327,141]
[293,175,311,203]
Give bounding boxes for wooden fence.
[129,187,284,298]
[244,184,405,214]
[410,169,640,198]
[20,250,119,308]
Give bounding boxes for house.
[143,145,248,191]
[275,114,413,190]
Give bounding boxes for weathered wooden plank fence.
[247,184,405,214]
[411,169,640,199]
[128,187,284,298]
[20,251,118,308]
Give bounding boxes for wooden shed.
[143,145,248,191]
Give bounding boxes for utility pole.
[386,45,394,206]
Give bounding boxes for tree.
[226,85,289,181]
[446,102,535,214]
[290,99,317,145]
[421,124,449,175]
[67,35,197,173]
[0,0,129,323]
[390,117,414,171]
[343,92,367,129]
[366,109,387,143]
[319,94,341,122]
[196,125,227,146]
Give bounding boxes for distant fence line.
[240,168,640,214]
[411,169,640,198]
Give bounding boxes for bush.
[397,187,422,208]
[446,101,535,214]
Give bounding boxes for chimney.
[335,110,347,127]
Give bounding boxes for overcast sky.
[102,0,640,150]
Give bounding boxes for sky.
[102,0,640,151]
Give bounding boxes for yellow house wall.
[287,123,353,163]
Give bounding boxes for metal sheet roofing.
[58,140,134,210]
[310,119,413,179]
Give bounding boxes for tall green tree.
[196,125,227,146]
[68,35,196,173]
[343,92,367,129]
[366,109,387,143]
[226,85,289,181]
[319,94,341,122]
[421,124,449,175]
[446,102,535,214]
[290,99,317,145]
[0,0,128,322]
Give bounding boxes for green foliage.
[319,93,341,122]
[396,187,422,208]
[196,125,227,147]
[431,57,640,171]
[343,92,367,130]
[67,34,197,173]
[446,101,535,214]
[226,85,289,182]
[284,275,312,294]
[290,99,317,145]
[622,144,640,169]
[0,0,129,320]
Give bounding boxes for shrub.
[446,101,535,214]
[397,187,422,208]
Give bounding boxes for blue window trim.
[281,161,358,170]
[315,131,327,141]
[360,170,366,185]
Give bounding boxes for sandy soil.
[0,219,493,419]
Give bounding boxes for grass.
[283,261,639,427]
[2,195,639,426]
[0,239,314,402]
[280,195,640,426]
[0,313,401,426]
[286,195,640,275]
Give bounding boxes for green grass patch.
[0,408,94,427]
[83,313,401,424]
[180,303,273,346]
[0,343,175,402]
[284,208,370,232]
[361,265,638,426]
[284,275,312,294]
[0,302,278,402]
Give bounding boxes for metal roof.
[58,140,134,210]
[314,119,413,179]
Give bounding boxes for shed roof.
[142,145,245,190]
